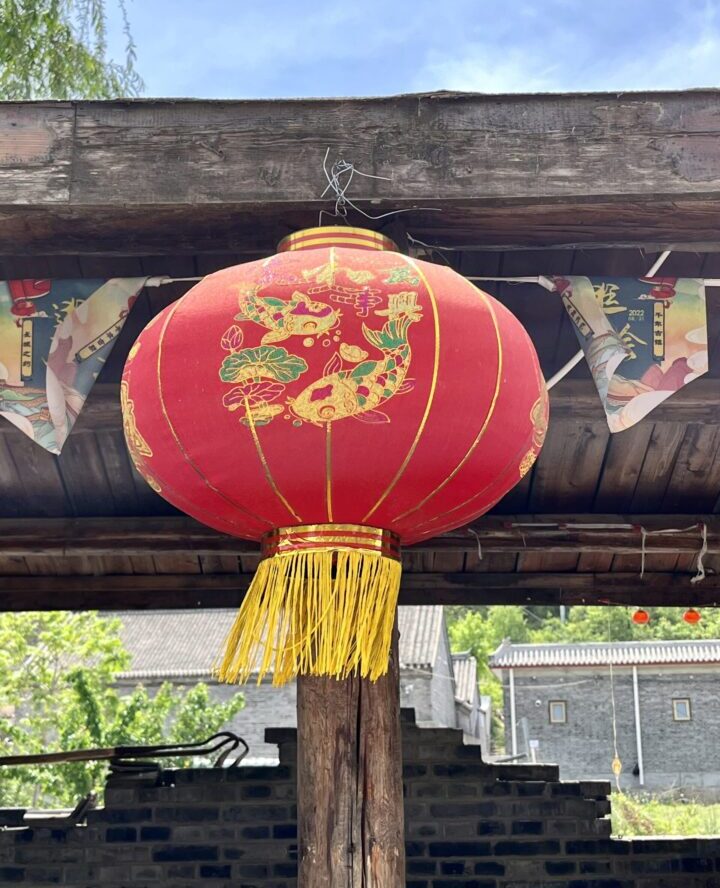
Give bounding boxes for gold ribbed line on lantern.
[215,525,402,686]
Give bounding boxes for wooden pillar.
[297,624,405,887]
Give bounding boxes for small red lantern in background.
[632,608,651,625]
[122,226,548,684]
[683,608,701,625]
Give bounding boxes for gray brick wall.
[1,714,719,887]
[120,670,452,762]
[504,667,720,792]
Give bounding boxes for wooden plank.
[0,103,73,204]
[576,551,614,573]
[6,93,720,252]
[630,422,688,512]
[98,555,136,575]
[57,433,115,516]
[3,433,69,517]
[517,552,580,573]
[95,429,142,516]
[1,571,719,610]
[199,555,240,574]
[0,556,28,576]
[662,424,720,513]
[0,436,27,517]
[594,424,655,512]
[529,420,610,511]
[152,554,202,575]
[0,515,715,558]
[62,93,720,205]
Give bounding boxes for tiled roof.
[451,652,478,706]
[114,606,445,679]
[397,605,444,669]
[489,639,720,670]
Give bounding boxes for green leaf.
[220,346,308,384]
[0,1,144,100]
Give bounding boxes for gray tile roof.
[489,639,720,670]
[114,606,445,679]
[451,652,478,706]
[397,605,444,669]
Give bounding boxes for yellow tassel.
[215,548,402,686]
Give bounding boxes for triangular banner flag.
[0,277,147,453]
[554,276,708,432]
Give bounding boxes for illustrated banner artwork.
[554,276,708,432]
[0,278,147,453]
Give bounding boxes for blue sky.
[111,0,720,98]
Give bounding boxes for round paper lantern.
[683,608,701,624]
[632,608,650,625]
[122,226,547,684]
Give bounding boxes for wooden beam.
[1,572,718,610]
[0,515,715,558]
[6,92,720,252]
[13,378,713,439]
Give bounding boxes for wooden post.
[297,623,405,887]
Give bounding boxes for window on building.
[548,700,567,724]
[672,698,692,722]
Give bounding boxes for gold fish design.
[288,296,421,426]
[235,288,340,344]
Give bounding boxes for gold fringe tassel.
[215,549,402,686]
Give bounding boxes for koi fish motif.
[288,295,421,425]
[235,287,340,344]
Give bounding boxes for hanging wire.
[319,148,442,225]
[606,612,622,791]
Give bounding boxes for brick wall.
[505,668,720,792]
[1,714,719,887]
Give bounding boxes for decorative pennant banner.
[0,278,147,453]
[553,276,708,432]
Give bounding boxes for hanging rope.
[639,523,708,583]
[467,527,483,561]
[691,522,708,585]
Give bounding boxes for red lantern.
[122,227,547,683]
[683,608,701,624]
[632,608,650,625]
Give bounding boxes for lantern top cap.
[278,225,398,254]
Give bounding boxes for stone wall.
[1,715,719,887]
[119,669,447,763]
[504,668,720,793]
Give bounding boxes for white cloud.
[414,12,720,94]
[415,46,564,94]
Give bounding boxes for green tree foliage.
[449,605,531,741]
[0,612,244,808]
[0,0,143,99]
[448,605,720,748]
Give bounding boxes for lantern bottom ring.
[261,524,401,561]
[215,523,403,687]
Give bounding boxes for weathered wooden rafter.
[6,92,720,253]
[0,514,715,558]
[1,572,718,611]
